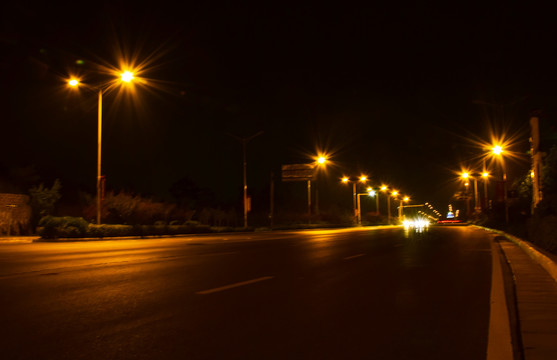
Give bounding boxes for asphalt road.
[0,226,493,359]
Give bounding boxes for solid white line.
[486,240,514,360]
[196,276,274,295]
[343,253,366,260]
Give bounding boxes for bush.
[38,216,89,238]
[88,224,133,238]
[528,215,557,254]
[38,218,250,239]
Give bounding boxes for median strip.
[196,276,275,295]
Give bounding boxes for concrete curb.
[474,225,557,284]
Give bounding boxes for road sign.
[281,164,315,182]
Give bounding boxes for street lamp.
[390,190,398,225]
[342,175,368,224]
[482,171,489,211]
[313,154,329,219]
[491,144,508,222]
[399,196,410,221]
[228,131,264,228]
[461,172,481,214]
[68,71,136,225]
[356,187,376,226]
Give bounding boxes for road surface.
[0,226,494,359]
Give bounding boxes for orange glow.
[492,145,503,155]
[482,172,489,178]
[392,190,398,196]
[68,79,79,87]
[381,185,387,191]
[461,172,470,179]
[342,177,349,183]
[359,176,367,182]
[120,70,134,82]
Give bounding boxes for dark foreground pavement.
[1,226,556,359]
[488,230,557,360]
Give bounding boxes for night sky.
[2,2,556,216]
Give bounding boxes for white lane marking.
[486,240,513,360]
[343,253,366,260]
[196,276,275,295]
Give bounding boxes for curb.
[474,225,557,284]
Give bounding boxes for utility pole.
[228,131,263,228]
[269,171,274,228]
[530,115,543,214]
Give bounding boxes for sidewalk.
[493,232,557,360]
[0,236,38,243]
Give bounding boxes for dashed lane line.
[195,276,275,295]
[343,253,366,260]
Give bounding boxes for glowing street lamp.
[399,196,410,221]
[355,187,377,226]
[461,171,481,215]
[121,70,134,82]
[379,186,388,221]
[482,171,489,210]
[68,70,136,225]
[388,190,399,225]
[491,144,508,222]
[341,175,368,224]
[312,153,329,220]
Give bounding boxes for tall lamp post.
[390,190,398,224]
[491,145,509,223]
[398,196,410,222]
[342,175,368,224]
[308,155,329,223]
[355,187,375,226]
[228,131,264,228]
[462,172,481,214]
[380,186,389,223]
[68,70,136,225]
[482,171,489,211]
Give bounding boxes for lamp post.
[356,188,375,226]
[69,71,135,224]
[390,190,398,224]
[342,175,368,224]
[228,131,264,228]
[399,196,410,221]
[380,186,388,223]
[482,171,489,211]
[313,155,328,218]
[492,145,509,223]
[462,172,481,214]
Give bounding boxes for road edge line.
[487,238,514,360]
[474,225,557,284]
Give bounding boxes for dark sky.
[2,1,556,214]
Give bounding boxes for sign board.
[281,164,315,182]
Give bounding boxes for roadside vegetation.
[471,145,557,254]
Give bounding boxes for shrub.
[528,215,557,254]
[88,224,134,238]
[38,216,89,238]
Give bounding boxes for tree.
[29,179,62,229]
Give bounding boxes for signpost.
[281,164,316,222]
